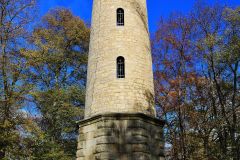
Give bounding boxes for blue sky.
[38,0,240,33]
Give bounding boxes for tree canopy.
[0,0,239,160]
[153,3,240,160]
[0,3,90,159]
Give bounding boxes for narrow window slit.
[117,8,124,26]
[117,56,125,78]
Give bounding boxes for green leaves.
[1,6,90,159]
[26,8,89,159]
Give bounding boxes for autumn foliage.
[153,3,240,160]
[0,0,239,160]
[0,1,89,159]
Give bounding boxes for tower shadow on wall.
[130,1,149,36]
[133,89,156,116]
[94,115,165,160]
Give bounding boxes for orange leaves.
[164,35,179,48]
[185,73,198,85]
[169,79,180,87]
[168,90,179,99]
[162,59,173,67]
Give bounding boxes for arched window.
[117,8,124,26]
[117,56,125,78]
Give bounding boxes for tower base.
[76,113,165,160]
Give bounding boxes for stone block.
[96,136,118,145]
[94,128,115,138]
[95,153,116,160]
[131,144,149,152]
[76,150,84,157]
[77,141,85,149]
[76,113,165,160]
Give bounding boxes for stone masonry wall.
[85,0,155,118]
[76,113,165,160]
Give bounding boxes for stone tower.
[77,0,165,159]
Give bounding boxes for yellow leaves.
[205,34,217,48]
[223,7,240,24]
[168,90,178,98]
[22,118,45,140]
[42,8,90,44]
[28,8,90,67]
[1,119,13,129]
